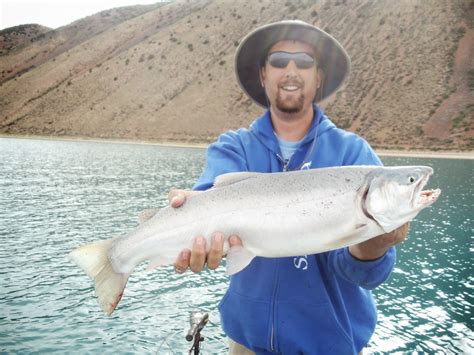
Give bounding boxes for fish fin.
[69,239,129,316]
[138,208,160,224]
[213,172,261,188]
[145,256,175,272]
[225,246,256,276]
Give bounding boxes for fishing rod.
[186,311,209,355]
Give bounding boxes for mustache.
[279,79,303,88]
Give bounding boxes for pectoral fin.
[146,256,175,272]
[225,246,256,276]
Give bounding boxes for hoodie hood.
[249,105,336,155]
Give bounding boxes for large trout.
[69,166,440,315]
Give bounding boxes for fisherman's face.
[260,40,320,115]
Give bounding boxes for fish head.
[364,166,441,233]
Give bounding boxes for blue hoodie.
[193,106,395,354]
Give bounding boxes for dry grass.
[0,0,472,151]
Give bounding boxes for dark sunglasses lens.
[295,53,316,69]
[267,52,315,69]
[268,53,290,68]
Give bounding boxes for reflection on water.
[370,156,473,354]
[0,138,472,353]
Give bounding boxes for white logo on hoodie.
[293,255,308,270]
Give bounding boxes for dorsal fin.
[213,172,261,188]
[138,208,159,224]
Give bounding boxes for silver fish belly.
[69,165,440,315]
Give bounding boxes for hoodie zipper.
[267,154,292,352]
[269,115,321,351]
[269,255,281,352]
[269,288,277,351]
[276,154,291,172]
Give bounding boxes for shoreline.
[1,133,473,159]
[374,149,473,160]
[0,133,209,149]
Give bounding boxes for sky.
[0,0,165,30]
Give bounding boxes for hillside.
[0,24,52,53]
[0,0,472,151]
[0,3,166,84]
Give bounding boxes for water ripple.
[1,139,472,353]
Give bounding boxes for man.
[168,21,408,354]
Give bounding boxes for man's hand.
[349,223,410,261]
[168,189,243,273]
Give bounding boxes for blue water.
[0,138,472,354]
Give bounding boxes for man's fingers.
[168,190,186,208]
[175,234,243,274]
[207,233,224,270]
[174,249,191,274]
[190,236,207,272]
[395,222,410,242]
[229,235,243,247]
[168,189,200,208]
[386,222,410,244]
[402,222,410,235]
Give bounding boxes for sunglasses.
[266,51,317,69]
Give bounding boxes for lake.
[0,137,472,354]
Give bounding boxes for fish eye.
[408,176,416,184]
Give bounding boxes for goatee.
[276,94,305,114]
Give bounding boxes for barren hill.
[0,24,51,53]
[0,0,472,151]
[0,3,165,84]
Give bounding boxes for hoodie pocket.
[218,290,271,351]
[276,302,355,354]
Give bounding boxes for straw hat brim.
[235,20,351,107]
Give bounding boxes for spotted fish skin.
[69,165,440,315]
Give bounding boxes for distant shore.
[374,149,473,160]
[0,133,209,149]
[1,134,473,159]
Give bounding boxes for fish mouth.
[413,171,441,209]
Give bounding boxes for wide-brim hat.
[235,20,351,107]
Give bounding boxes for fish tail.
[69,239,129,316]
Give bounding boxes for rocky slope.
[0,0,472,151]
[0,24,51,53]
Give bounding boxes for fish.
[69,165,440,315]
